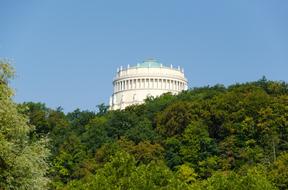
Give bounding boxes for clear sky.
[0,0,287,112]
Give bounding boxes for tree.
[66,109,96,134]
[164,137,183,168]
[19,102,50,137]
[81,116,110,154]
[180,121,215,165]
[269,152,288,190]
[0,61,50,189]
[117,138,164,164]
[124,118,159,143]
[50,133,87,187]
[202,167,277,190]
[96,103,109,116]
[176,164,198,184]
[106,110,138,139]
[65,151,189,190]
[156,101,193,137]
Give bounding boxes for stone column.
[136,79,140,88]
[156,78,159,88]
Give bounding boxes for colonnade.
[114,78,187,92]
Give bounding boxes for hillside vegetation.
[1,62,288,189]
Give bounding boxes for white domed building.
[109,59,188,110]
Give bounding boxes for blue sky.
[0,0,287,112]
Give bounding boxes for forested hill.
[1,62,288,189]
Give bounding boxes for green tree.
[164,137,183,168]
[106,110,138,139]
[156,101,192,137]
[19,102,50,137]
[124,118,159,143]
[81,116,110,154]
[202,167,277,190]
[176,164,198,184]
[117,138,164,164]
[0,61,50,189]
[180,121,215,165]
[65,151,189,190]
[96,103,109,116]
[269,152,288,190]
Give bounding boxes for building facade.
[110,59,188,110]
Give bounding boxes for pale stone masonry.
[110,59,188,110]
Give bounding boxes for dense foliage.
[0,61,50,189]
[1,61,288,189]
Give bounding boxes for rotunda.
[109,59,188,110]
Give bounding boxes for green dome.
[137,59,163,68]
